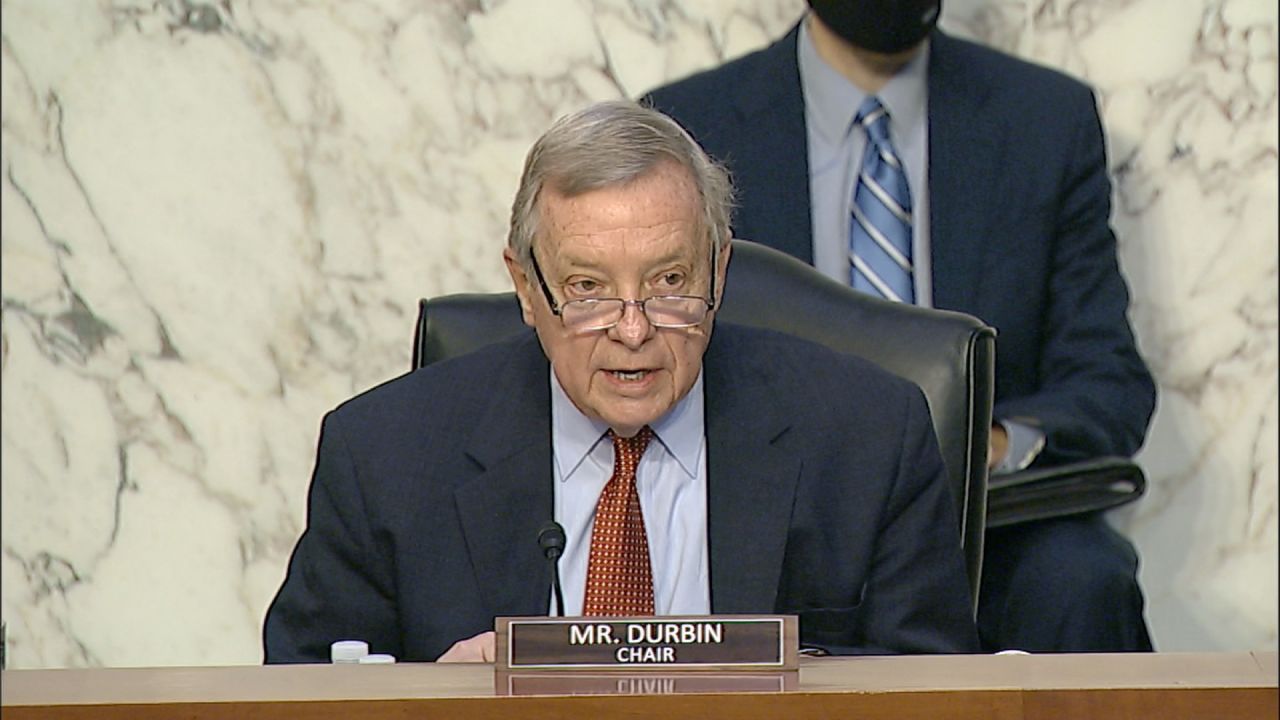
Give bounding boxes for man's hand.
[988,423,1009,470]
[436,631,496,663]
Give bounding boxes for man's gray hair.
[506,100,734,269]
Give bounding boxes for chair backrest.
[413,239,995,603]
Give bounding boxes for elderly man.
[263,100,978,663]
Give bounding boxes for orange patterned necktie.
[583,426,656,616]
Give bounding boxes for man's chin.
[602,415,661,437]
[596,401,670,437]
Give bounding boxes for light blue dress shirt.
[797,18,1043,473]
[799,18,933,306]
[550,369,710,616]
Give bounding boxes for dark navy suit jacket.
[263,323,979,662]
[645,26,1156,466]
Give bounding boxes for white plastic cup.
[330,640,370,664]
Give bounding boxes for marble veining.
[1,0,1275,667]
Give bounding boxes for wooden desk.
[3,652,1275,719]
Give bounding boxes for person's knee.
[980,517,1151,652]
[1059,550,1143,611]
[1001,517,1143,609]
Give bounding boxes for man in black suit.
[263,100,978,663]
[644,1,1156,651]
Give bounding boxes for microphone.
[537,521,567,617]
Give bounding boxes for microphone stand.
[538,522,567,617]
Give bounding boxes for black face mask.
[807,0,942,54]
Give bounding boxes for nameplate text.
[495,615,798,672]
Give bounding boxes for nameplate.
[495,615,798,672]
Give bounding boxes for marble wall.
[1,0,1274,668]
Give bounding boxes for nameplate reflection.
[495,671,798,696]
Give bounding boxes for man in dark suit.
[263,100,979,663]
[644,2,1157,652]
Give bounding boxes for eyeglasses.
[529,246,718,332]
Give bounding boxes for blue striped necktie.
[849,96,914,303]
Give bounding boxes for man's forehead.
[540,225,703,267]
[537,169,703,264]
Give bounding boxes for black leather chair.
[413,239,996,603]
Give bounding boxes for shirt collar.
[550,369,705,481]
[797,14,931,144]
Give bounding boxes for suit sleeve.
[791,382,980,656]
[262,412,401,663]
[994,90,1156,466]
[852,385,982,654]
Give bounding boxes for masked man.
[645,2,1157,651]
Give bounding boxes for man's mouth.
[612,370,649,381]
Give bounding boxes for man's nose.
[611,300,654,348]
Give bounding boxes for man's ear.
[713,238,732,310]
[503,247,537,327]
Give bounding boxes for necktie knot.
[856,96,893,147]
[609,426,654,473]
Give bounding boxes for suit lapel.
[453,336,555,617]
[730,24,813,262]
[927,32,1001,313]
[703,327,802,613]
